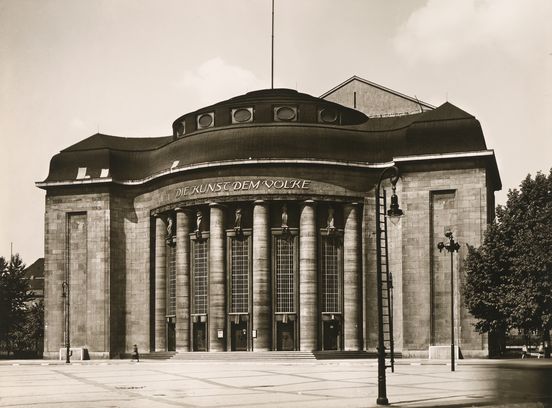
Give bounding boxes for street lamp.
[375,165,404,406]
[437,230,460,372]
[61,281,70,364]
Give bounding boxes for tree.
[11,300,44,356]
[0,254,35,356]
[464,169,552,357]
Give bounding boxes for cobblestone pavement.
[1,359,551,407]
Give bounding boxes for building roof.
[320,75,435,116]
[37,87,501,190]
[23,258,44,297]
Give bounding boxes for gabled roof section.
[320,75,435,117]
[63,133,173,152]
[412,101,473,122]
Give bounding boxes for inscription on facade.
[175,179,311,199]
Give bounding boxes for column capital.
[174,207,192,214]
[253,199,266,205]
[344,202,361,209]
[303,199,316,205]
[209,202,226,208]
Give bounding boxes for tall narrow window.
[192,238,208,315]
[320,236,342,314]
[230,236,250,313]
[275,236,295,313]
[167,244,177,316]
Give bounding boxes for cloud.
[176,58,267,108]
[70,117,87,130]
[393,0,551,65]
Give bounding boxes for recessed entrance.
[167,320,176,351]
[231,320,248,351]
[193,321,207,351]
[322,319,341,350]
[276,321,295,351]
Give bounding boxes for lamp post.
[61,281,70,364]
[437,230,460,372]
[375,165,404,405]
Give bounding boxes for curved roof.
[38,89,500,189]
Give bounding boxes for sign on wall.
[175,178,311,199]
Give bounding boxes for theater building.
[37,77,501,359]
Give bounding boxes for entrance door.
[193,322,207,351]
[323,320,341,350]
[277,321,295,351]
[231,321,248,351]
[167,322,176,351]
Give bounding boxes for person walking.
[131,344,140,362]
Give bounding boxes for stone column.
[209,203,226,351]
[175,208,191,351]
[154,215,167,351]
[253,200,270,351]
[299,200,317,351]
[344,203,362,350]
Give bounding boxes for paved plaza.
[1,359,551,407]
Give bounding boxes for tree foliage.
[464,169,552,348]
[0,254,38,356]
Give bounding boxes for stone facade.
[38,82,500,359]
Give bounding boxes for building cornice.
[35,150,497,189]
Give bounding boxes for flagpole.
[271,0,274,89]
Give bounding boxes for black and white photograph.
[1,0,551,406]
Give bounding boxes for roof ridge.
[320,75,435,109]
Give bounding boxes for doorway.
[322,320,341,350]
[167,321,176,351]
[231,320,248,351]
[276,321,295,351]
[193,322,207,351]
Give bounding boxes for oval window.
[198,113,213,128]
[276,106,296,121]
[320,108,338,123]
[233,108,252,123]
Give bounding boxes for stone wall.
[400,168,489,357]
[43,190,111,359]
[43,164,493,358]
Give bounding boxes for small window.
[274,106,297,122]
[232,108,253,124]
[175,120,186,137]
[197,112,214,129]
[318,108,339,124]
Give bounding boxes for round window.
[198,113,213,128]
[276,106,296,121]
[320,108,338,123]
[233,108,252,123]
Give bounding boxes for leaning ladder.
[377,189,395,372]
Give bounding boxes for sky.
[1,0,551,264]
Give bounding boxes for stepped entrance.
[231,320,248,351]
[276,321,295,351]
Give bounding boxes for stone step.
[139,350,397,361]
[171,351,316,361]
[140,352,176,360]
[313,350,376,359]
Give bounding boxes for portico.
[152,193,362,352]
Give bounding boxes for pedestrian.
[131,344,139,362]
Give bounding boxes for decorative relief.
[195,210,203,239]
[281,204,289,231]
[234,208,242,235]
[327,207,335,234]
[166,215,176,245]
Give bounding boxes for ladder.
[377,189,395,372]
